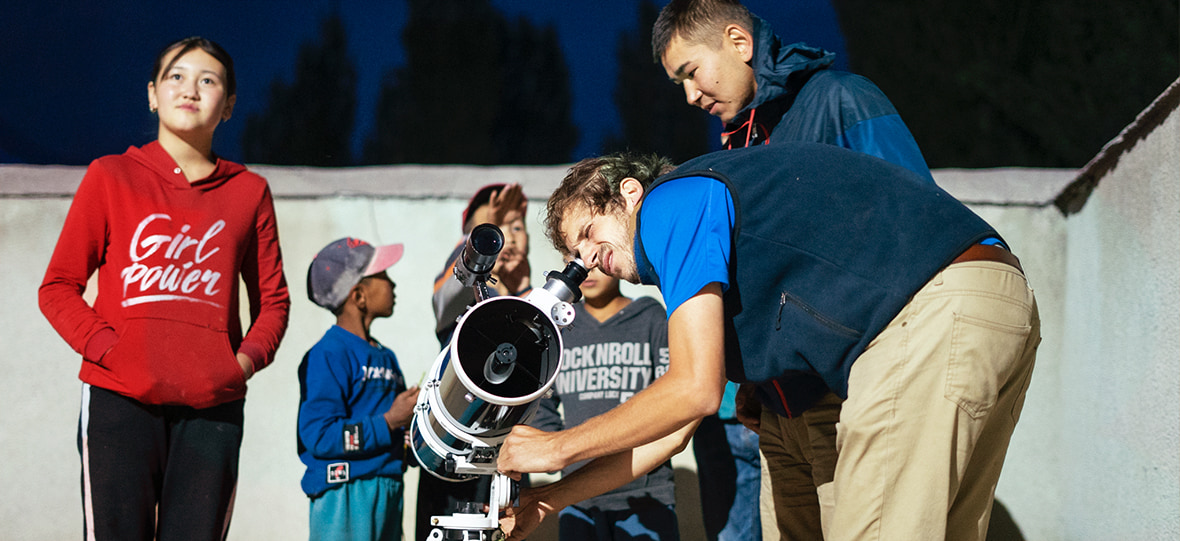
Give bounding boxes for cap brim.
[362,243,405,276]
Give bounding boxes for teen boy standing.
[652,1,937,537]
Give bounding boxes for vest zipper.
[776,292,786,330]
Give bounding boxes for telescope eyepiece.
[468,223,504,259]
[456,224,504,286]
[561,259,588,284]
[538,258,588,304]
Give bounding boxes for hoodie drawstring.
[722,107,771,150]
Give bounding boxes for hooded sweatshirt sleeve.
[38,161,120,362]
[236,182,290,373]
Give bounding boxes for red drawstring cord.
[745,107,756,148]
[722,107,769,149]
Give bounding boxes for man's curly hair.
[545,153,675,257]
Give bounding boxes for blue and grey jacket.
[725,16,933,183]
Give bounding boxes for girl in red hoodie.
[39,36,290,541]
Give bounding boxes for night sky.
[1,0,846,165]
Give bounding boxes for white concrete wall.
[1053,101,1180,539]
[1,109,1176,540]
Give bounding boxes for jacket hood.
[743,15,835,115]
[125,141,247,191]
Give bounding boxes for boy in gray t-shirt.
[531,266,678,540]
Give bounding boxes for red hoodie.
[39,141,290,408]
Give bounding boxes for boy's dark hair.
[151,36,237,96]
[651,0,754,62]
[544,153,675,256]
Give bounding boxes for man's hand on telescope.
[384,386,420,430]
[499,485,559,541]
[497,425,570,479]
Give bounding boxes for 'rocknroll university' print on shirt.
[556,340,670,404]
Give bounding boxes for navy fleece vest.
[636,142,997,398]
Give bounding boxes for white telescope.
[410,223,586,540]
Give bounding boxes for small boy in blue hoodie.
[299,237,420,541]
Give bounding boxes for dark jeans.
[559,497,680,541]
[693,414,762,541]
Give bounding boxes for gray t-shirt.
[530,296,675,510]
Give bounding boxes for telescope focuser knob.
[551,301,576,326]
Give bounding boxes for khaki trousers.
[760,390,842,540]
[828,261,1040,541]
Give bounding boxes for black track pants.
[78,384,244,541]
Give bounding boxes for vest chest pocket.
[776,290,863,339]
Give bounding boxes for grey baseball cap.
[307,237,404,311]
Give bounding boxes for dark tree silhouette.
[362,69,408,165]
[830,0,1179,168]
[363,0,577,165]
[603,0,713,164]
[241,14,357,166]
[494,17,579,164]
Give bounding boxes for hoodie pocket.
[101,317,246,406]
